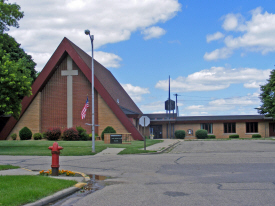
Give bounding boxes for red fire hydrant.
[48,142,63,176]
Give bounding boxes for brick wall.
[72,61,98,135]
[41,56,98,134]
[172,121,270,139]
[41,58,67,132]
[98,94,129,137]
[7,93,41,140]
[174,123,200,139]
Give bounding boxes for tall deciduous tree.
[0,0,36,119]
[0,34,37,82]
[258,70,275,117]
[0,52,32,119]
[0,0,24,33]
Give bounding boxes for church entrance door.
[150,125,162,139]
[269,123,275,137]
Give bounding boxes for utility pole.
[173,93,181,117]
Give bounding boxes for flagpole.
[85,30,95,153]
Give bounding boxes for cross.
[61,56,78,128]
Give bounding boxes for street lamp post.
[85,29,95,153]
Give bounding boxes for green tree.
[0,0,24,33]
[0,0,36,119]
[0,52,32,119]
[258,70,275,117]
[0,34,37,82]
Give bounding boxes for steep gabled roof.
[0,37,143,140]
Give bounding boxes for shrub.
[45,128,61,140]
[19,127,32,140]
[174,130,185,139]
[229,134,239,138]
[207,135,216,139]
[33,133,42,140]
[76,126,89,141]
[101,126,116,140]
[11,133,17,140]
[63,128,79,141]
[42,132,47,139]
[252,134,261,138]
[88,133,99,140]
[195,129,208,139]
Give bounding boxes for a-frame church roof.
[0,37,143,140]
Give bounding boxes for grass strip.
[0,140,163,156]
[0,165,20,170]
[0,175,77,206]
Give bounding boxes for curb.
[24,186,81,206]
[23,171,88,206]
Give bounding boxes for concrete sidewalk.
[95,147,126,156]
[141,139,181,152]
[95,139,181,155]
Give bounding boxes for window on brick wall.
[224,123,236,133]
[201,123,213,133]
[246,122,258,133]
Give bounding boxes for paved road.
[2,140,275,206]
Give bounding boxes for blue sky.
[8,0,275,116]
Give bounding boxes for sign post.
[139,116,150,151]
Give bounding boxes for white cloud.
[184,93,260,115]
[8,0,181,71]
[205,7,275,60]
[121,83,150,102]
[94,51,122,68]
[243,81,265,89]
[28,52,52,72]
[155,67,271,92]
[204,47,232,61]
[140,101,164,113]
[222,13,244,31]
[142,26,166,40]
[206,32,224,43]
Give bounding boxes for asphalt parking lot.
[2,139,275,206]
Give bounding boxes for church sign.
[110,134,122,144]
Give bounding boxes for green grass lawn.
[0,139,163,156]
[0,175,77,206]
[0,165,20,170]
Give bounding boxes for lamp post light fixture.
[85,29,95,153]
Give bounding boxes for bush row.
[174,130,262,139]
[14,126,95,141]
[13,125,116,141]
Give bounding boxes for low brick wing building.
[142,113,275,139]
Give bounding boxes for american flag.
[81,97,89,119]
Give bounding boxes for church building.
[1,38,275,141]
[0,37,144,140]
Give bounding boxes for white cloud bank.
[205,7,275,60]
[121,83,150,102]
[8,0,181,71]
[140,101,165,113]
[184,93,260,116]
[94,51,122,68]
[155,67,270,92]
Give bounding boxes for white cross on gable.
[61,56,78,128]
